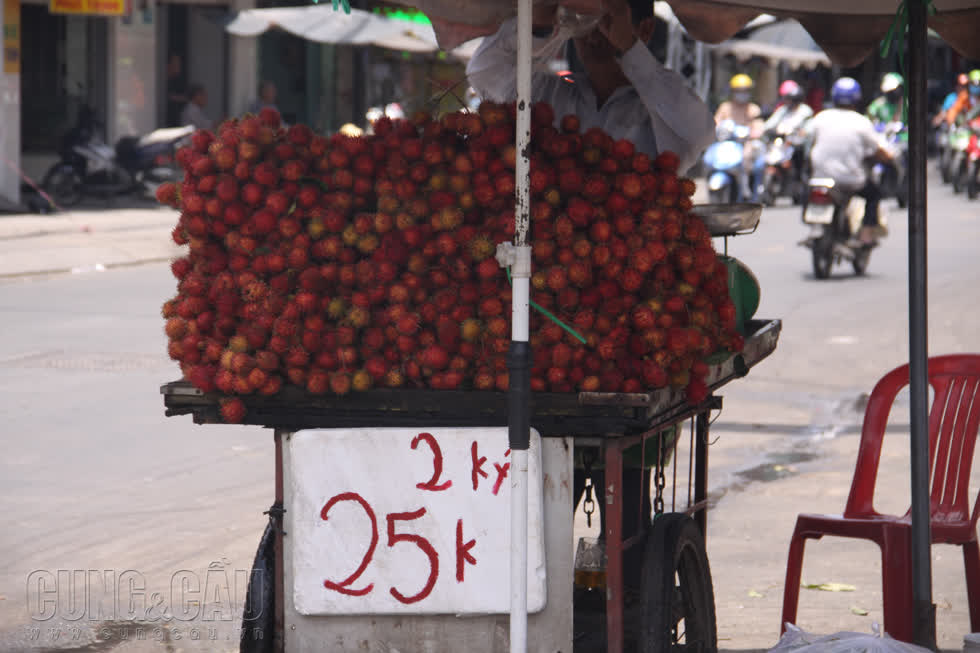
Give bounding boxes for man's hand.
[875,145,895,164]
[597,0,638,53]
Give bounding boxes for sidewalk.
[0,201,180,278]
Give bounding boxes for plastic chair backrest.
[843,355,980,526]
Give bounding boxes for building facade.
[5,0,258,206]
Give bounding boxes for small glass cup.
[573,536,608,589]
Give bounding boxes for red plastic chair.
[780,354,980,642]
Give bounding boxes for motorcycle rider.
[759,80,812,200]
[806,77,894,247]
[867,73,904,125]
[946,69,980,126]
[763,80,813,136]
[714,74,764,200]
[934,73,968,126]
[714,74,762,127]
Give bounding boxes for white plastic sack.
[771,624,934,653]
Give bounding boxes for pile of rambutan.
[158,103,743,424]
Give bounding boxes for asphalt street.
[0,172,977,651]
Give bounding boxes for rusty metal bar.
[605,441,624,653]
[274,429,285,653]
[694,410,709,537]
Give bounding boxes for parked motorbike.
[42,104,193,207]
[759,125,807,206]
[870,121,908,208]
[799,178,878,279]
[952,116,980,198]
[702,120,752,204]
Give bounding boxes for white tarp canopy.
[710,19,830,69]
[223,5,481,58]
[383,0,980,66]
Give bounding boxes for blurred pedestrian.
[248,81,279,115]
[165,54,187,128]
[180,84,213,130]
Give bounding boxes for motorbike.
[799,177,878,279]
[759,124,807,206]
[702,120,752,204]
[42,103,193,208]
[935,121,951,176]
[952,116,980,198]
[945,123,973,190]
[870,121,908,208]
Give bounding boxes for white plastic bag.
[770,624,934,653]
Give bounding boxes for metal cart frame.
[162,319,780,653]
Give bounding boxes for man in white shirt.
[180,84,214,131]
[807,77,893,245]
[465,0,714,174]
[470,0,714,577]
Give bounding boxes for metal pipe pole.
[507,0,533,648]
[907,0,936,648]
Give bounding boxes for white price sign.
[287,427,547,615]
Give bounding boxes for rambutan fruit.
[219,398,246,423]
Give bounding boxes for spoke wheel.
[42,166,84,207]
[761,170,776,206]
[852,246,871,276]
[953,160,967,193]
[940,149,952,183]
[640,513,717,653]
[241,522,275,653]
[811,235,833,279]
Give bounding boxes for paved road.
[698,175,980,651]
[0,173,977,651]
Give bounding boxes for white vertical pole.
[509,0,533,647]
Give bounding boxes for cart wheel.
[640,513,717,653]
[241,522,275,653]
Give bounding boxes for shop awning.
[710,19,831,69]
[384,0,980,66]
[223,5,480,58]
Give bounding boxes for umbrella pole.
[507,0,533,648]
[907,0,936,649]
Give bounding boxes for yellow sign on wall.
[3,0,18,74]
[49,0,124,16]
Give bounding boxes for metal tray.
[161,319,781,437]
[692,203,763,236]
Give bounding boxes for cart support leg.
[694,410,709,537]
[605,442,624,653]
[274,429,285,653]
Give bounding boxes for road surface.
[0,173,978,651]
